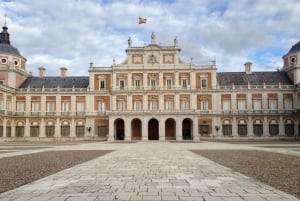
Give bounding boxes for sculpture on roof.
[151,32,155,44]
[128,36,132,48]
[174,36,178,47]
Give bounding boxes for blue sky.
[0,0,299,76]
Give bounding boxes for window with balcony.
[76,102,85,115]
[61,126,70,137]
[31,102,40,116]
[166,79,172,89]
[100,80,105,90]
[182,79,187,89]
[61,101,70,115]
[76,126,84,137]
[134,100,142,111]
[181,99,189,110]
[151,79,156,90]
[0,99,3,112]
[201,100,208,111]
[30,126,39,137]
[284,99,293,111]
[268,99,277,113]
[222,100,230,112]
[16,102,25,115]
[237,99,246,113]
[6,101,11,114]
[201,79,207,88]
[135,79,140,90]
[47,101,55,116]
[118,100,125,111]
[166,100,173,110]
[253,99,262,113]
[99,101,106,112]
[119,80,125,90]
[150,100,157,110]
[46,126,55,137]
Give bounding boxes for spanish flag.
[139,17,147,24]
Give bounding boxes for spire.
[0,14,10,44]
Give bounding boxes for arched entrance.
[165,118,176,140]
[148,118,159,140]
[182,118,193,140]
[131,118,142,140]
[114,119,125,140]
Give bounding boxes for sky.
[0,0,300,76]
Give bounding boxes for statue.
[151,32,155,44]
[128,37,132,48]
[174,36,178,47]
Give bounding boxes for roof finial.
[4,13,7,26]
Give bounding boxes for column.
[40,118,45,138]
[125,117,131,141]
[279,116,285,137]
[55,118,60,138]
[41,95,46,116]
[176,117,182,140]
[159,117,165,141]
[70,118,76,138]
[108,117,115,141]
[142,117,148,140]
[232,116,238,137]
[193,117,199,141]
[263,116,269,137]
[248,116,253,137]
[24,118,30,138]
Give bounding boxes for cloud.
[0,0,300,76]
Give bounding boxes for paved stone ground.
[0,141,299,201]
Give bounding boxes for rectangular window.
[0,99,3,110]
[222,100,230,111]
[135,79,140,90]
[222,125,232,136]
[61,126,70,137]
[134,100,141,111]
[32,102,40,112]
[61,101,70,115]
[182,79,187,89]
[120,80,125,90]
[253,125,263,136]
[16,102,25,115]
[16,126,24,137]
[6,127,11,137]
[181,99,189,110]
[30,126,39,137]
[99,101,106,112]
[76,126,85,137]
[166,100,173,110]
[0,126,3,137]
[238,125,247,137]
[201,79,207,88]
[269,125,279,136]
[46,126,55,137]
[47,101,55,112]
[166,79,172,89]
[269,99,277,110]
[285,125,294,136]
[151,79,156,90]
[98,126,106,137]
[253,99,262,111]
[100,80,105,90]
[6,101,11,112]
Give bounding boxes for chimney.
[38,67,46,77]
[244,62,252,74]
[60,67,67,77]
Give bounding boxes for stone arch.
[148,118,159,140]
[182,118,193,140]
[165,118,176,140]
[131,118,142,140]
[115,118,125,140]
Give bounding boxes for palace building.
[0,24,299,141]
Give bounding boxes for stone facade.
[0,27,299,141]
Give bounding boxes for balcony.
[46,112,55,116]
[31,112,40,116]
[61,112,70,116]
[222,110,231,115]
[97,111,106,115]
[253,110,262,114]
[238,110,246,114]
[0,110,4,115]
[6,111,13,115]
[15,112,24,116]
[269,110,278,114]
[76,112,85,116]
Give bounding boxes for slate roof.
[217,71,293,86]
[19,76,89,89]
[287,41,300,54]
[0,25,25,58]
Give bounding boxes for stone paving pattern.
[0,141,299,201]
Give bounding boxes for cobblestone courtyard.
[0,141,299,201]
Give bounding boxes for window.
[30,126,39,137]
[166,100,173,110]
[238,125,247,137]
[201,100,208,111]
[135,79,140,90]
[16,102,25,115]
[76,126,84,137]
[253,99,262,112]
[269,99,277,111]
[119,80,125,90]
[166,79,172,89]
[32,102,40,115]
[6,101,11,112]
[61,126,70,137]
[16,126,24,137]
[6,127,11,137]
[284,99,293,111]
[0,80,3,85]
[181,99,189,110]
[222,100,230,112]
[0,99,3,110]
[150,100,157,110]
[47,102,55,112]
[269,124,279,136]
[182,79,187,89]
[118,100,125,111]
[99,101,106,112]
[134,100,141,111]
[61,101,70,115]
[151,79,156,90]
[98,126,106,137]
[76,102,85,114]
[46,126,55,137]
[253,124,263,136]
[222,125,232,136]
[100,80,105,90]
[0,126,3,137]
[201,79,207,88]
[237,100,246,111]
